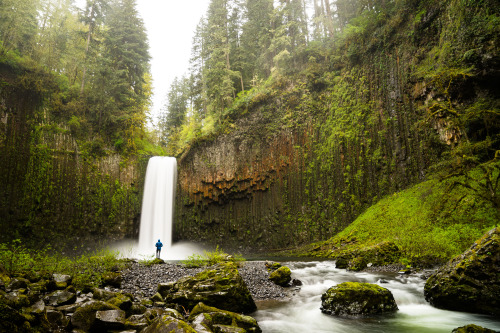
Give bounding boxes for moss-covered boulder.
[269,266,292,287]
[107,293,133,312]
[141,314,197,333]
[0,302,29,332]
[102,272,122,288]
[70,300,119,331]
[424,227,500,316]
[159,262,256,314]
[46,290,76,306]
[321,282,398,317]
[452,324,497,333]
[333,242,402,271]
[188,302,262,333]
[51,274,71,290]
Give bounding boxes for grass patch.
[182,246,245,268]
[0,240,126,290]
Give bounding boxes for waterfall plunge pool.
[254,261,500,333]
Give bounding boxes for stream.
[254,261,500,333]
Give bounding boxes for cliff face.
[0,63,146,245]
[174,0,499,251]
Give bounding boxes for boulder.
[108,293,133,312]
[125,314,149,331]
[141,314,196,333]
[269,266,292,287]
[71,300,119,331]
[321,282,398,317]
[0,302,28,332]
[8,277,29,290]
[92,287,118,301]
[46,290,77,306]
[424,227,500,316]
[52,274,72,290]
[3,291,30,308]
[159,262,257,314]
[93,309,126,331]
[452,324,497,333]
[102,272,122,288]
[334,242,401,271]
[188,302,262,333]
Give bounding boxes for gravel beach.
[121,261,290,301]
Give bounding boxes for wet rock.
[424,227,500,316]
[188,302,262,333]
[452,324,497,333]
[27,299,45,314]
[125,314,149,331]
[0,302,28,332]
[52,274,72,289]
[94,309,126,331]
[9,277,29,290]
[46,309,70,329]
[3,291,30,308]
[141,314,197,333]
[321,282,398,317]
[265,261,282,271]
[334,256,349,269]
[269,266,291,287]
[92,287,117,301]
[102,272,122,288]
[46,289,77,306]
[159,262,257,314]
[108,293,133,312]
[71,300,119,331]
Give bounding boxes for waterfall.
[138,156,177,255]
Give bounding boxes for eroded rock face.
[424,227,500,316]
[158,263,257,314]
[321,282,398,317]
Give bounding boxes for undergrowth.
[0,241,125,290]
[182,246,245,268]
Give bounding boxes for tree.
[0,0,40,55]
[158,77,190,145]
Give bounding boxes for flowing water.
[254,261,500,333]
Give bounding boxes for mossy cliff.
[174,0,500,251]
[0,60,146,246]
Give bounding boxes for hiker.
[155,239,163,258]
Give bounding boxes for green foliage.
[0,240,124,289]
[182,246,245,268]
[305,166,498,264]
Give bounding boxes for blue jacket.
[155,240,163,249]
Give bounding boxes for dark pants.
[156,248,161,258]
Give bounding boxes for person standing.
[155,239,163,258]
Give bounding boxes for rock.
[108,293,133,312]
[0,302,28,332]
[269,266,292,287]
[52,274,72,289]
[46,309,70,329]
[265,262,282,271]
[92,287,117,301]
[452,324,497,333]
[151,292,164,302]
[321,282,398,317]
[27,299,45,314]
[348,257,368,271]
[213,325,246,332]
[141,314,197,333]
[424,227,500,316]
[94,309,126,331]
[8,277,29,290]
[71,300,119,331]
[46,289,77,306]
[190,313,213,333]
[125,314,149,331]
[335,256,349,269]
[188,302,262,333]
[102,272,122,288]
[159,262,257,314]
[3,291,30,308]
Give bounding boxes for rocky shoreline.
[121,261,290,301]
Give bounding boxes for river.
[254,261,500,333]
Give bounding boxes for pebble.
[121,261,290,301]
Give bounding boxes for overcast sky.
[75,0,210,124]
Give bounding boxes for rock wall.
[0,64,146,246]
[174,51,446,251]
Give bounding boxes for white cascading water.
[138,156,177,255]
